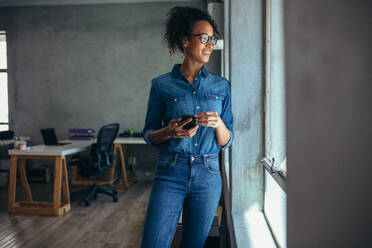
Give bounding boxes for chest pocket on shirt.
[204,93,225,115]
[164,95,190,119]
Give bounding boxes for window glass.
[264,1,287,247]
[0,73,8,124]
[265,0,286,171]
[264,167,286,247]
[0,32,8,131]
[0,33,6,69]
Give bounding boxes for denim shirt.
[143,64,234,155]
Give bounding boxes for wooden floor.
[0,180,153,248]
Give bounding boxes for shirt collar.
[171,64,183,80]
[171,64,209,80]
[199,64,208,77]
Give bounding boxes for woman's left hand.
[195,111,223,128]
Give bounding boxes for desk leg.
[53,157,62,215]
[113,144,119,180]
[18,158,33,202]
[121,144,130,189]
[8,156,18,213]
[115,144,129,189]
[128,145,136,177]
[61,157,70,204]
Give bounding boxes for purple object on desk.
[69,136,94,140]
[69,128,95,134]
[69,128,95,140]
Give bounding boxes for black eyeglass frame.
[189,33,218,45]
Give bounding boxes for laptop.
[40,128,71,146]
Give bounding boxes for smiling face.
[183,20,215,64]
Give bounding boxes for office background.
[0,1,220,175]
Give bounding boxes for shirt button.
[194,143,198,146]
[173,98,177,102]
[191,156,195,161]
[196,106,200,110]
[193,91,197,95]
[216,96,219,99]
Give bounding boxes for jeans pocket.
[156,158,175,171]
[206,158,220,175]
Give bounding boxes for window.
[263,0,287,247]
[0,31,8,131]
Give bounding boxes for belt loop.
[173,153,178,163]
[202,155,207,165]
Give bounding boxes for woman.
[141,6,233,248]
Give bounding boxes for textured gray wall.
[230,0,264,213]
[229,0,265,246]
[0,1,224,174]
[286,0,372,247]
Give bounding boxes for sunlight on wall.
[243,207,277,248]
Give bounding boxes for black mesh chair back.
[0,130,15,159]
[0,130,14,140]
[70,123,120,206]
[93,123,119,172]
[0,130,14,179]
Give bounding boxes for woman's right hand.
[167,118,199,138]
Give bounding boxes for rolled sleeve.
[143,129,155,147]
[142,80,165,148]
[217,79,234,150]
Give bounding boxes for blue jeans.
[141,152,222,248]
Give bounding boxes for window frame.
[263,0,287,191]
[262,0,287,247]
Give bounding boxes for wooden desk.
[113,137,146,189]
[8,140,93,216]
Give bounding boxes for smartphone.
[180,114,197,130]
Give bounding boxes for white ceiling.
[0,0,202,7]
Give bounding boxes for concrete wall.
[228,0,267,246]
[0,1,224,174]
[229,0,264,214]
[286,0,372,247]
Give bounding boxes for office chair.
[70,123,119,206]
[0,130,14,187]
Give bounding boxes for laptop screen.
[40,128,59,145]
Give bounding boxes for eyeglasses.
[190,33,218,45]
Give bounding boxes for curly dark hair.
[164,6,220,56]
